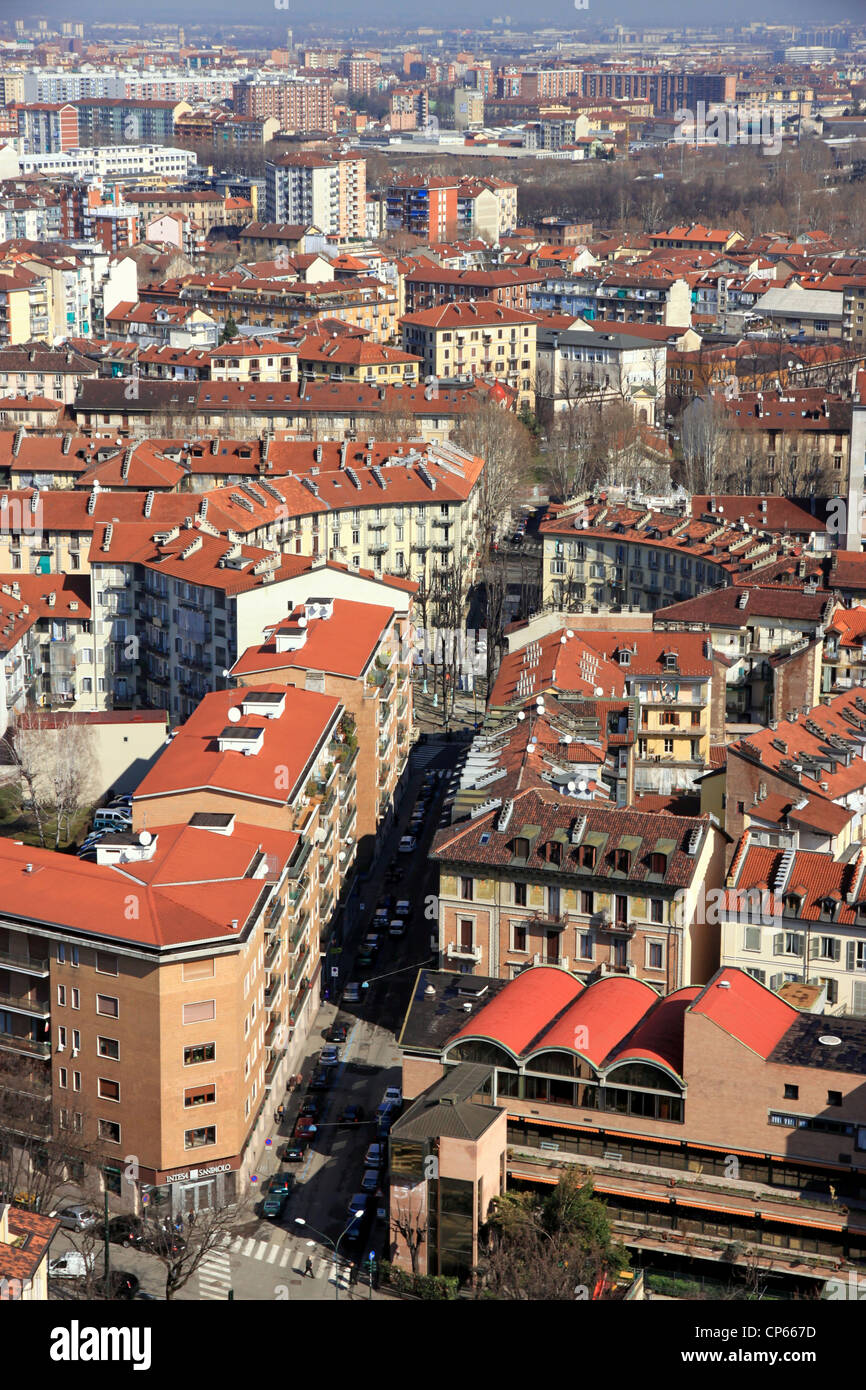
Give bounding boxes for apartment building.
[19,146,197,183]
[842,279,866,347]
[13,103,79,155]
[402,267,544,316]
[293,335,420,387]
[0,346,97,404]
[71,98,183,145]
[529,271,691,328]
[231,593,413,861]
[235,77,335,135]
[386,178,458,245]
[433,792,727,988]
[722,687,866,849]
[0,573,96,724]
[538,500,794,612]
[654,586,830,723]
[720,834,866,1016]
[265,154,366,241]
[490,625,721,794]
[0,818,315,1216]
[396,963,866,1288]
[534,323,666,427]
[400,300,537,408]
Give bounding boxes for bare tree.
[455,404,533,552]
[680,393,734,495]
[391,1192,427,1277]
[145,1201,249,1301]
[0,1058,100,1216]
[2,711,96,850]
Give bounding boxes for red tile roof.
[689,967,798,1059]
[231,597,394,680]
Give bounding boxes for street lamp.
[294,1213,364,1301]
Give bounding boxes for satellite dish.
[594,686,604,697]
[560,636,567,644]
[567,780,576,791]
[562,735,572,744]
[298,616,308,627]
[517,711,525,720]
[566,629,574,638]
[578,780,588,792]
[227,706,242,723]
[139,830,152,846]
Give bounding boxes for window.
[71,988,80,1010]
[784,1084,799,1100]
[514,882,527,907]
[185,1126,216,1150]
[647,941,664,970]
[578,932,593,961]
[58,1067,67,1088]
[184,1084,216,1107]
[744,925,761,951]
[58,1026,67,1050]
[184,1042,215,1065]
[512,924,527,953]
[650,852,666,875]
[72,1030,80,1052]
[581,889,594,914]
[182,958,214,982]
[96,952,118,976]
[183,1000,215,1025]
[98,1078,120,1102]
[460,877,473,901]
[99,1119,121,1143]
[663,738,674,754]
[615,849,631,874]
[651,899,664,925]
[96,995,119,1018]
[57,985,66,1006]
[828,1091,842,1108]
[98,1036,119,1060]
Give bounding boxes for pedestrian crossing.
[410,745,441,770]
[201,1232,353,1291]
[197,1248,232,1301]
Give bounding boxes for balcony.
[0,1033,51,1059]
[0,985,50,1018]
[527,911,568,932]
[264,934,282,971]
[264,975,283,1011]
[289,944,311,989]
[446,942,481,963]
[0,948,49,976]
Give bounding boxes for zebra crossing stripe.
[265,1244,279,1264]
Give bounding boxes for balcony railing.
[0,1034,51,1058]
[446,942,481,962]
[0,991,50,1017]
[0,949,49,976]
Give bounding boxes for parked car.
[278,1143,306,1162]
[268,1172,295,1197]
[376,1101,395,1125]
[298,1097,320,1120]
[294,1117,318,1139]
[360,1169,380,1193]
[388,919,406,938]
[309,1070,331,1092]
[343,981,361,1004]
[338,1103,365,1124]
[319,1045,340,1067]
[348,1192,369,1216]
[326,1021,349,1043]
[383,1086,403,1109]
[52,1203,99,1232]
[398,836,416,854]
[49,1251,95,1279]
[344,1213,365,1246]
[95,1270,140,1300]
[364,1142,385,1169]
[395,900,411,918]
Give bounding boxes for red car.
[294,1117,317,1140]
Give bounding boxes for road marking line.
[241,1237,255,1257]
[266,1244,280,1264]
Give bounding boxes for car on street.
[49,1251,95,1279]
[383,1086,403,1109]
[398,836,416,854]
[278,1143,306,1162]
[348,1192,370,1216]
[299,1097,320,1120]
[95,1271,140,1300]
[52,1203,99,1232]
[294,1117,318,1139]
[395,900,411,917]
[364,1142,385,1169]
[108,1215,185,1255]
[344,1213,365,1246]
[309,1070,331,1092]
[360,1169,381,1193]
[326,1021,349,1043]
[338,1103,365,1124]
[268,1172,295,1197]
[261,1191,286,1219]
[343,982,361,1004]
[319,1045,340,1067]
[388,918,406,938]
[376,1101,396,1125]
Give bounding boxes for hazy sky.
[14,0,859,31]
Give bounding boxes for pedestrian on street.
[187,1210,196,1229]
[304,1256,314,1277]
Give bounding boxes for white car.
[383,1086,402,1108]
[398,836,416,854]
[49,1252,95,1279]
[388,919,406,938]
[395,900,411,917]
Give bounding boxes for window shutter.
[847,941,856,972]
[809,937,820,959]
[853,980,866,1016]
[773,933,784,956]
[794,933,804,955]
[770,973,782,992]
[833,939,841,962]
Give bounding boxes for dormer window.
[650,852,666,876]
[581,845,596,870]
[783,894,802,915]
[512,836,530,860]
[548,842,562,866]
[664,653,678,671]
[618,650,631,666]
[615,849,631,874]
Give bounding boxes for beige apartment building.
[400,301,538,409]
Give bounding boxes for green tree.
[220,313,239,344]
